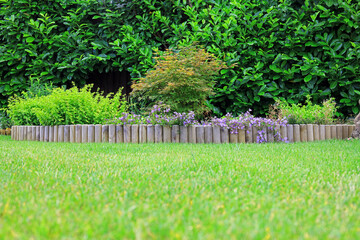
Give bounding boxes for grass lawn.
[1,135,360,239]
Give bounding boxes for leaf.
[26,37,35,43]
[304,75,312,82]
[269,64,282,73]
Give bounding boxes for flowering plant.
[106,106,288,143]
[207,110,288,143]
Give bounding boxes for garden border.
[11,124,356,143]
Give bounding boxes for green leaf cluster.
[6,85,127,126]
[269,96,338,125]
[1,0,360,117]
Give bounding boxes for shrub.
[0,111,12,129]
[131,45,230,115]
[6,85,127,126]
[268,96,337,125]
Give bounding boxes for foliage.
[131,45,230,115]
[6,85,127,126]
[1,0,360,116]
[24,78,54,99]
[269,96,337,124]
[0,111,11,129]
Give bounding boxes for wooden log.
[342,125,349,139]
[267,127,274,143]
[280,125,288,142]
[53,125,58,143]
[348,125,355,138]
[204,126,213,143]
[44,126,49,142]
[155,125,163,143]
[252,126,258,143]
[180,126,188,143]
[49,126,54,142]
[15,126,19,140]
[36,126,40,141]
[325,125,331,140]
[336,125,343,140]
[171,125,180,143]
[212,126,221,144]
[147,125,155,143]
[163,125,171,143]
[139,124,147,143]
[24,126,29,140]
[330,125,337,139]
[313,124,320,141]
[26,126,32,141]
[19,126,24,141]
[80,125,87,143]
[245,126,253,143]
[293,124,300,142]
[188,126,196,143]
[115,125,124,143]
[75,125,82,143]
[300,124,307,142]
[31,126,36,141]
[123,125,131,143]
[287,125,294,143]
[319,125,326,141]
[24,126,29,141]
[22,126,27,141]
[70,125,76,143]
[131,124,139,143]
[238,128,246,143]
[58,125,64,142]
[307,124,314,142]
[109,125,116,143]
[17,127,21,140]
[221,127,229,143]
[95,124,102,143]
[229,130,238,143]
[87,125,95,143]
[17,126,21,141]
[64,125,70,142]
[11,126,18,141]
[102,125,109,143]
[196,126,205,144]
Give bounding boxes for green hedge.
[1,0,360,116]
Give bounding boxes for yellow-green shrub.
[7,85,127,126]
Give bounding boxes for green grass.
[1,135,360,239]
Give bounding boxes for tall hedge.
[1,0,360,116]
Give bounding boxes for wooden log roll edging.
[10,124,356,143]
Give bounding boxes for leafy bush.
[6,85,127,126]
[269,96,337,125]
[0,111,12,129]
[131,45,230,115]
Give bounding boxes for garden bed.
[11,124,356,144]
